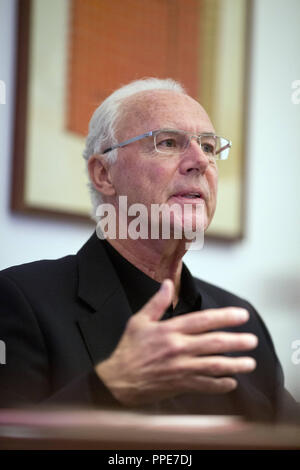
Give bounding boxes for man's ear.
[87,155,116,197]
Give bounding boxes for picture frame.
[11,0,251,240]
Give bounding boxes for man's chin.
[169,213,207,237]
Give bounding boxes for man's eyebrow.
[158,128,216,135]
[196,131,216,136]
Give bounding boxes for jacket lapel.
[76,232,132,365]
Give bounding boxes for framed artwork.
[12,0,250,240]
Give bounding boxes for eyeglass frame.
[102,128,232,160]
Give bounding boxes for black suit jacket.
[0,232,298,421]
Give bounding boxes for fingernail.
[161,279,170,292]
[248,335,258,347]
[244,358,256,369]
[235,308,249,320]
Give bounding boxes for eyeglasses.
[103,129,231,160]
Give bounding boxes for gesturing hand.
[95,279,258,406]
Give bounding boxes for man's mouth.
[180,193,202,199]
[171,192,204,201]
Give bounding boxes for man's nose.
[178,138,210,175]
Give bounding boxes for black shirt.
[103,239,202,319]
[102,240,241,416]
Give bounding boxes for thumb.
[141,279,174,322]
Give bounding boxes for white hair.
[83,77,185,218]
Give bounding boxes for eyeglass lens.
[154,131,229,159]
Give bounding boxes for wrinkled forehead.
[116,90,215,139]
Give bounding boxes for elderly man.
[0,78,297,421]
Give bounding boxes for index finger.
[165,307,249,334]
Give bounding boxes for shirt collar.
[102,239,202,314]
